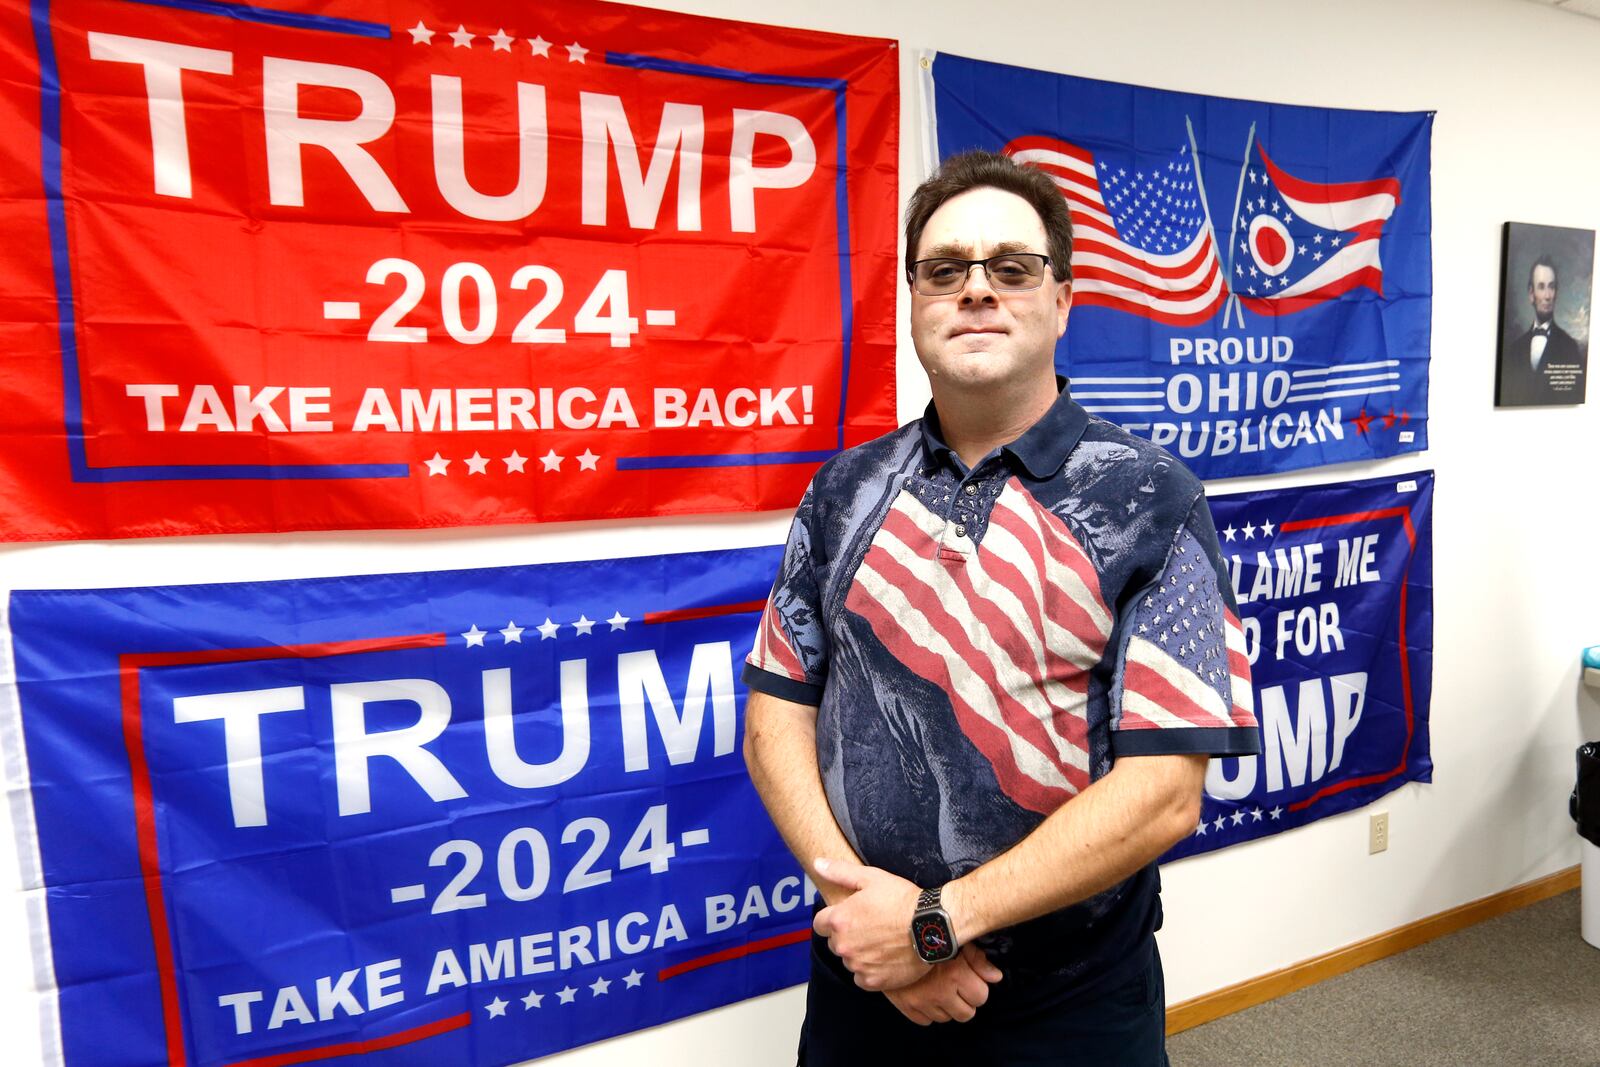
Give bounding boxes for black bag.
[1571,743,1600,847]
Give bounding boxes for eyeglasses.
[908,253,1052,296]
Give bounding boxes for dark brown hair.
[904,150,1074,284]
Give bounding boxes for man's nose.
[957,262,999,305]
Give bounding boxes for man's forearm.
[944,752,1206,944]
[742,688,861,906]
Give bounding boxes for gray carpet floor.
[1167,890,1600,1066]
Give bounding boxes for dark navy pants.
[797,934,1170,1066]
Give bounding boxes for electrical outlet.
[1369,811,1389,854]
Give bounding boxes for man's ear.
[1055,280,1073,338]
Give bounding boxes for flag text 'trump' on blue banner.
[1167,471,1434,859]
[928,54,1433,480]
[4,548,807,1067]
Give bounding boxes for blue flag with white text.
[4,548,807,1067]
[1165,471,1434,860]
[928,53,1433,479]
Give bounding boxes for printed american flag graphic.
[753,597,805,681]
[1005,135,1228,326]
[843,481,1110,814]
[1118,528,1255,733]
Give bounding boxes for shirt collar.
[919,377,1090,479]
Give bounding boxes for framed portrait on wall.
[1496,222,1593,406]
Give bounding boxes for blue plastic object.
[1586,645,1600,687]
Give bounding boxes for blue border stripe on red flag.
[31,0,406,483]
[606,51,856,465]
[616,449,838,471]
[604,52,846,93]
[116,0,391,37]
[75,462,411,481]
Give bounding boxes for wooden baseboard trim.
[1166,864,1580,1035]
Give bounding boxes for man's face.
[1529,264,1558,323]
[909,187,1071,392]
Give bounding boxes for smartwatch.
[910,885,959,963]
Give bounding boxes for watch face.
[912,914,953,962]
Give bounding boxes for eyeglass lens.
[912,254,1049,295]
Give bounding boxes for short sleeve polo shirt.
[743,385,1260,994]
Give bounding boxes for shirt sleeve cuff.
[742,661,824,706]
[1111,725,1262,758]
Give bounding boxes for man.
[1499,256,1587,405]
[742,151,1259,1065]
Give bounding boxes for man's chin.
[934,358,1018,389]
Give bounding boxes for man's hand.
[811,857,931,991]
[884,945,1004,1026]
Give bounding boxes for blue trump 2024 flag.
[5,548,807,1067]
[1169,471,1434,859]
[928,54,1433,480]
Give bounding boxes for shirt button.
[964,484,978,496]
[954,523,967,537]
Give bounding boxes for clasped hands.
[812,857,1002,1026]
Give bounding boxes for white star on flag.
[1212,815,1225,831]
[623,969,643,988]
[573,615,595,635]
[1230,810,1246,826]
[1260,518,1276,536]
[465,452,489,475]
[461,624,487,647]
[1222,524,1237,542]
[486,996,508,1017]
[1270,806,1283,820]
[540,450,563,472]
[489,27,514,51]
[589,976,610,995]
[1251,807,1264,822]
[1194,821,1207,836]
[1243,522,1257,539]
[522,989,543,1009]
[504,450,527,473]
[577,449,600,471]
[406,20,434,44]
[424,453,449,476]
[537,618,560,639]
[527,34,551,56]
[607,611,629,631]
[501,621,524,643]
[556,986,577,1005]
[566,41,588,62]
[449,24,474,47]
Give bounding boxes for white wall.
[4,0,1600,1063]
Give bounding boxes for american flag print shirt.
[744,388,1259,977]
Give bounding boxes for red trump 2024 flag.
[0,0,898,540]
